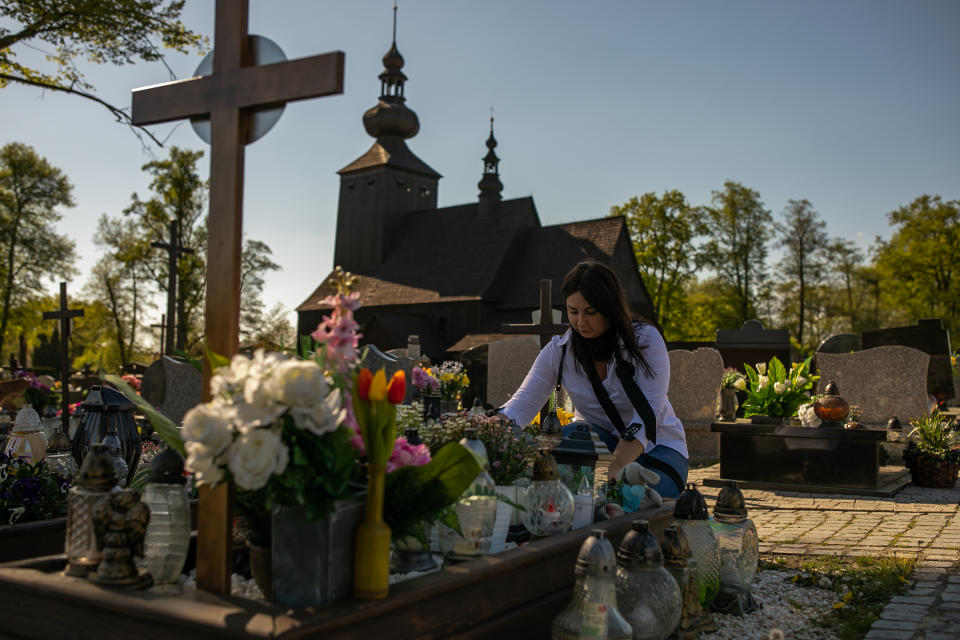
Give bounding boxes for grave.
[360,345,415,403]
[667,348,723,465]
[715,319,792,372]
[706,421,911,497]
[485,336,541,409]
[41,282,84,434]
[862,318,954,404]
[141,356,204,427]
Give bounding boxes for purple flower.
[492,460,502,468]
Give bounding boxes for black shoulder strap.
[614,355,657,445]
[583,354,629,437]
[556,343,566,394]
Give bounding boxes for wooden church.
[297,34,654,359]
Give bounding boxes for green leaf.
[128,466,151,494]
[102,373,185,456]
[204,344,230,371]
[769,356,786,382]
[173,348,203,372]
[413,442,484,504]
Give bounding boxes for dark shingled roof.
[339,137,441,178]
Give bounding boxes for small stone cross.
[42,282,84,435]
[151,221,195,355]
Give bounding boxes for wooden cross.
[151,221,195,355]
[42,282,84,435]
[502,279,568,348]
[150,314,168,357]
[131,0,345,594]
[502,279,568,422]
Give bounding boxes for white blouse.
[501,323,688,459]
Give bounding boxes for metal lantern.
[72,386,141,486]
[4,404,48,462]
[438,428,498,559]
[672,482,721,609]
[64,443,117,577]
[553,529,633,640]
[552,422,599,495]
[615,520,682,640]
[519,450,575,537]
[45,428,78,483]
[710,481,760,615]
[142,447,191,584]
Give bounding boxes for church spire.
[363,2,419,139]
[478,113,503,217]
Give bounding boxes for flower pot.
[391,534,437,574]
[908,454,959,489]
[717,388,738,422]
[270,489,366,608]
[245,540,271,601]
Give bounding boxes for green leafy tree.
[775,199,829,350]
[0,143,77,361]
[873,195,960,332]
[124,146,207,353]
[609,190,704,335]
[668,276,742,341]
[700,181,773,326]
[828,237,870,332]
[240,239,281,344]
[0,0,206,144]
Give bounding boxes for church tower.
[333,8,440,271]
[477,115,503,219]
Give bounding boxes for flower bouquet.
[0,452,69,525]
[740,356,817,421]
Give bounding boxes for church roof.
[338,136,441,178]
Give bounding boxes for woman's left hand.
[606,438,645,481]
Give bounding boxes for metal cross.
[42,282,84,435]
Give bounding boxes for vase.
[439,398,461,415]
[489,485,516,554]
[246,540,272,601]
[354,464,391,599]
[717,388,738,422]
[391,533,437,574]
[270,489,365,608]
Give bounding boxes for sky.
[3,1,959,349]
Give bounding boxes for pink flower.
[492,460,502,468]
[411,367,439,392]
[386,437,432,473]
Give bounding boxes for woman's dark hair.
[561,260,652,377]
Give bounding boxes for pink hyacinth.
[311,292,362,375]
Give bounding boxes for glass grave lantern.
[552,421,599,495]
[553,529,633,640]
[4,404,47,462]
[142,447,191,584]
[45,427,78,483]
[814,381,849,429]
[661,524,714,638]
[519,449,575,537]
[102,428,129,487]
[536,407,564,452]
[439,428,498,559]
[64,443,117,576]
[72,385,141,487]
[709,480,760,615]
[41,405,59,440]
[615,519,682,640]
[672,482,720,609]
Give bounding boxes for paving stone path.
[688,465,960,639]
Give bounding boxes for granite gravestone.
[816,346,931,426]
[140,356,203,426]
[817,333,861,354]
[667,348,724,465]
[716,319,792,372]
[861,318,954,404]
[486,336,541,410]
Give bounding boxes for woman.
[498,260,688,498]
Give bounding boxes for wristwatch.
[621,422,641,442]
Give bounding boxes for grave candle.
[64,444,116,577]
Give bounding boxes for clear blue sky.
[4,1,959,345]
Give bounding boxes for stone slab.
[486,336,541,410]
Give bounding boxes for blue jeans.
[562,421,689,498]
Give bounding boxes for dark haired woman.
[498,260,688,498]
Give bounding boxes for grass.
[689,458,719,469]
[760,554,915,640]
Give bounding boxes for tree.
[669,276,742,341]
[873,195,960,332]
[828,237,868,332]
[0,142,77,361]
[0,0,205,144]
[609,190,703,335]
[124,146,207,352]
[775,199,829,350]
[700,181,773,326]
[240,239,281,344]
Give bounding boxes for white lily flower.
[756,363,767,375]
[734,377,747,391]
[758,375,769,390]
[774,381,785,394]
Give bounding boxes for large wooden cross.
[502,279,568,422]
[151,221,195,355]
[131,0,344,593]
[42,282,84,435]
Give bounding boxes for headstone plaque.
[667,348,723,464]
[816,346,930,426]
[359,344,401,378]
[716,319,791,372]
[861,318,954,403]
[140,356,203,426]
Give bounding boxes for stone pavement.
[688,464,960,640]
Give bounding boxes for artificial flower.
[227,428,289,491]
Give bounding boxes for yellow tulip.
[368,369,388,402]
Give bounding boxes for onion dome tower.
[477,115,503,218]
[334,4,441,271]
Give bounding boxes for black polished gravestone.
[862,318,954,404]
[715,319,792,373]
[706,421,911,497]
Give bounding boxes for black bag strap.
[582,351,632,438]
[556,343,566,395]
[613,355,658,446]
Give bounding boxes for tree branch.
[0,72,166,148]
